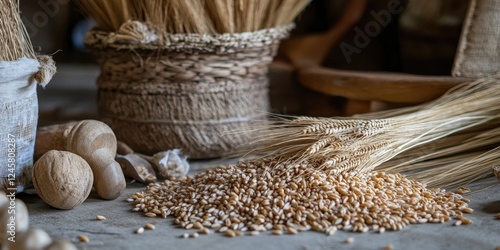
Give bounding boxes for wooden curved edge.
[298,67,474,104]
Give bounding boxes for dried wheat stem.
[76,0,312,34]
[239,75,500,189]
[0,0,35,61]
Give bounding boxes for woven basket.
[85,22,293,158]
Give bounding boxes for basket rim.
[84,20,294,54]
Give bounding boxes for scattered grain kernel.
[225,230,236,238]
[384,244,393,250]
[145,223,156,230]
[461,207,473,214]
[461,218,472,225]
[193,222,203,230]
[235,230,243,236]
[200,228,211,235]
[454,220,462,226]
[379,227,386,234]
[145,212,156,218]
[190,233,199,238]
[135,227,144,234]
[181,233,189,239]
[496,213,500,219]
[96,215,106,221]
[288,228,298,235]
[272,230,283,236]
[78,235,89,243]
[326,227,337,236]
[249,231,260,236]
[345,237,354,244]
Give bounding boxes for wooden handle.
[34,122,78,160]
[299,67,473,103]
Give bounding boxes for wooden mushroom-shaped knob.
[64,120,126,200]
[33,150,93,209]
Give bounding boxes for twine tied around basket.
[85,20,294,53]
[34,55,56,87]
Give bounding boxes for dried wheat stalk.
[76,0,311,34]
[376,124,500,188]
[0,0,35,61]
[241,75,500,186]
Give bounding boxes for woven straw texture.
[86,24,291,158]
[0,58,40,192]
[453,0,500,77]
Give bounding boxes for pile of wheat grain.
[129,158,472,237]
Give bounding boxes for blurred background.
[20,0,470,123]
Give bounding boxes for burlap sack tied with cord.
[0,56,55,192]
[85,21,293,158]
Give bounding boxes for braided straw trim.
[94,45,276,85]
[84,20,294,54]
[88,26,287,158]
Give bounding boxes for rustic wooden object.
[279,0,367,68]
[299,67,472,103]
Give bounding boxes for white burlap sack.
[0,58,44,192]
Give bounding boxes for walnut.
[32,150,93,209]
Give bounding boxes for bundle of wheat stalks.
[77,0,311,34]
[0,0,35,61]
[242,75,500,188]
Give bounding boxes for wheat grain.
[96,215,106,221]
[130,158,472,237]
[135,227,144,234]
[78,235,89,243]
[345,237,354,244]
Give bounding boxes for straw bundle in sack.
[0,0,56,192]
[76,0,311,158]
[238,75,500,188]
